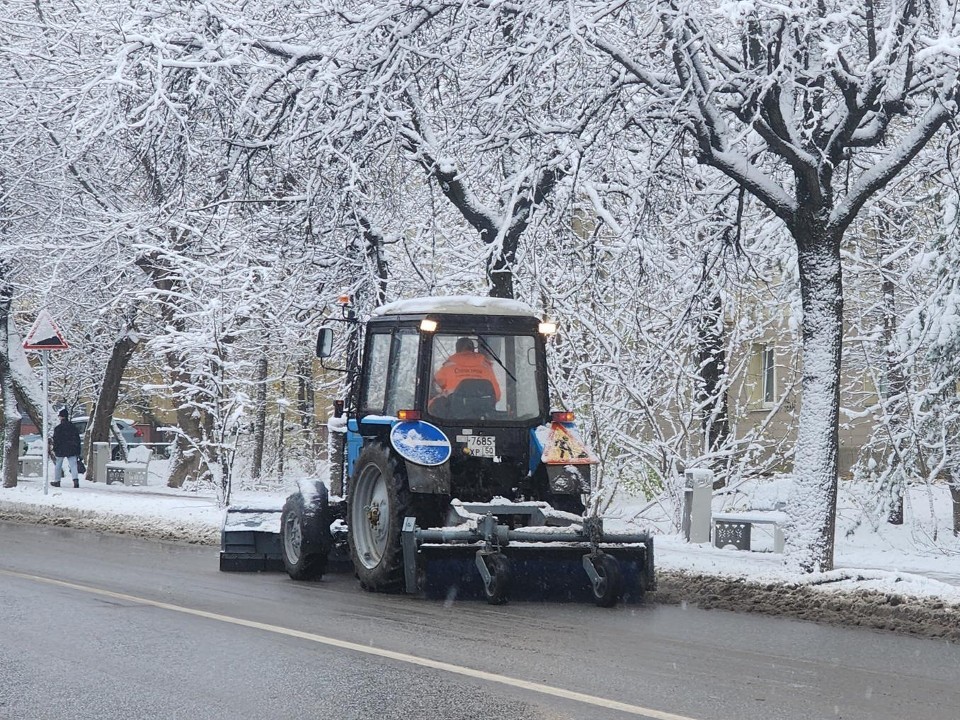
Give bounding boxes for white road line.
[2,568,698,720]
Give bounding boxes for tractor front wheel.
[348,444,410,592]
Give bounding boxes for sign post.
[22,310,70,496]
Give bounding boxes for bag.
[77,458,86,474]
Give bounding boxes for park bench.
[18,439,45,478]
[713,510,787,553]
[18,454,44,477]
[105,445,153,486]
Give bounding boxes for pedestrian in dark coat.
[51,408,82,488]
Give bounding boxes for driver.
[432,337,502,404]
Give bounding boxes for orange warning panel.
[541,423,598,465]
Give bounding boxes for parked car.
[20,416,143,459]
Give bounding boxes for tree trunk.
[251,353,268,480]
[785,234,844,572]
[951,482,960,537]
[697,282,729,484]
[3,314,49,434]
[361,217,389,306]
[488,228,518,299]
[1,368,20,489]
[297,357,313,430]
[881,274,907,524]
[166,400,208,488]
[0,268,21,488]
[85,317,138,475]
[165,360,212,488]
[277,378,286,482]
[138,248,212,488]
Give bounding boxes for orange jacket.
[433,352,501,401]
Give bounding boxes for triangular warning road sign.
[23,309,70,350]
[540,422,598,465]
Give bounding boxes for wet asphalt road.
[1,521,958,720]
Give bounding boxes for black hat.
[58,408,68,419]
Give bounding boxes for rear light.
[134,428,143,438]
[551,411,575,423]
[398,409,421,421]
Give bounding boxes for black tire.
[481,553,511,605]
[281,488,331,581]
[347,443,410,593]
[589,553,622,608]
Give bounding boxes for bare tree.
[591,0,960,570]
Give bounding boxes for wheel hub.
[284,513,302,563]
[354,463,391,568]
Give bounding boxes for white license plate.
[465,435,496,457]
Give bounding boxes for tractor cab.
[336,298,560,504]
[353,297,551,422]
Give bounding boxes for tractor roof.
[373,295,538,318]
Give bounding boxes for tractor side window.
[385,331,419,415]
[361,332,391,412]
[508,335,541,421]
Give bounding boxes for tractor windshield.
[428,333,542,422]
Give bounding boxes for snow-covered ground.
[3,461,959,636]
[614,474,960,602]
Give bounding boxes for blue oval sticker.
[390,421,452,467]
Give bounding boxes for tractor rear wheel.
[348,444,410,592]
[281,490,330,580]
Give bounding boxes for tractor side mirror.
[316,327,334,358]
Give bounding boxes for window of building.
[762,345,776,405]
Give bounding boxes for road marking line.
[2,568,698,720]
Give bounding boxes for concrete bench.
[713,510,787,553]
[105,446,153,486]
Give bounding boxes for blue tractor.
[225,296,654,606]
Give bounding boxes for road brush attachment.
[403,501,655,606]
[219,503,285,572]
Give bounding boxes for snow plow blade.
[219,505,284,572]
[401,503,655,605]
